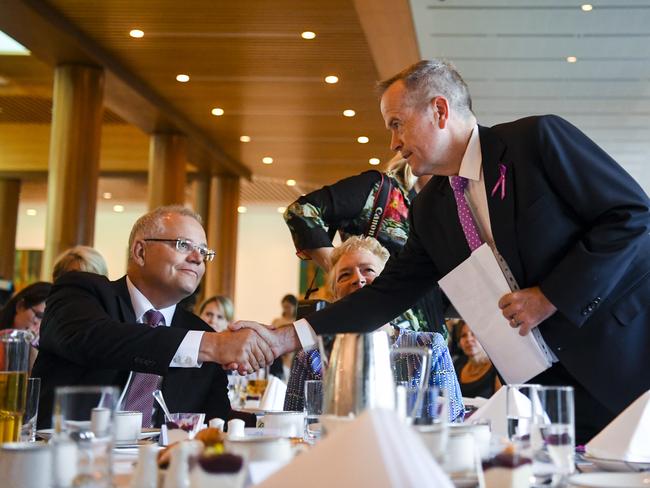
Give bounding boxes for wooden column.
[203,175,240,299]
[193,173,211,304]
[43,64,104,279]
[148,134,187,209]
[0,179,20,281]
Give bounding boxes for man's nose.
[187,248,203,264]
[390,131,402,153]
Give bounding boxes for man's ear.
[132,240,146,266]
[431,96,450,129]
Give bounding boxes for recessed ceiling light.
[176,74,190,83]
[129,29,144,38]
[262,157,273,165]
[113,205,125,213]
[369,158,380,166]
[277,206,286,213]
[240,135,251,142]
[0,32,30,55]
[211,107,224,116]
[26,209,37,216]
[102,192,112,200]
[286,179,297,187]
[325,75,339,84]
[343,109,356,117]
[357,136,369,144]
[237,206,247,214]
[581,4,593,11]
[566,56,577,63]
[301,31,316,40]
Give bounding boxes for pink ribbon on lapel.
[491,163,507,200]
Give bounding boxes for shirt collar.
[125,276,176,326]
[457,124,482,181]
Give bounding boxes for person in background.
[283,236,463,421]
[284,156,445,335]
[199,295,234,332]
[270,294,297,328]
[52,245,108,281]
[453,321,501,399]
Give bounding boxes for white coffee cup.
[262,411,305,437]
[0,442,52,488]
[114,410,143,443]
[224,436,292,462]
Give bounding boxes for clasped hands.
[199,320,297,375]
[498,286,557,336]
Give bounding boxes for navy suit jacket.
[308,115,650,415]
[33,272,230,428]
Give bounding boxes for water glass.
[20,377,40,442]
[52,385,119,488]
[166,412,205,439]
[304,379,323,440]
[532,386,575,486]
[506,383,541,449]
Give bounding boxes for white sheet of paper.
[438,243,551,384]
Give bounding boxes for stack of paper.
[439,244,551,384]
[586,390,650,462]
[257,408,452,488]
[259,376,287,411]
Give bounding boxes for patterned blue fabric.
[283,329,464,422]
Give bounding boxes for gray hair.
[52,245,109,281]
[128,205,203,260]
[386,154,417,192]
[377,59,473,118]
[327,236,390,296]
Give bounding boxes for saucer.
[568,472,650,487]
[583,453,650,472]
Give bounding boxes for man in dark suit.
[233,60,650,443]
[34,205,274,428]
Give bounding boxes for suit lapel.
[112,277,136,323]
[479,125,526,286]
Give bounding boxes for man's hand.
[498,286,557,336]
[198,328,275,374]
[226,321,301,374]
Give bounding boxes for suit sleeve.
[284,171,381,258]
[308,206,440,335]
[39,274,187,375]
[534,115,650,325]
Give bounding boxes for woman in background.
[453,321,502,399]
[198,295,234,332]
[270,294,297,328]
[52,245,108,281]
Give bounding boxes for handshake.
[198,321,300,375]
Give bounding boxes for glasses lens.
[176,239,192,253]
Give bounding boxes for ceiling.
[412,0,650,192]
[0,0,647,210]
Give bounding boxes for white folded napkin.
[468,387,533,438]
[586,389,650,462]
[259,375,287,411]
[256,408,453,488]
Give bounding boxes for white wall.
[234,205,300,324]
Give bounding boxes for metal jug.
[322,331,396,416]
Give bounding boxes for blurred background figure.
[198,295,234,332]
[51,245,108,281]
[271,294,297,328]
[0,281,52,370]
[284,156,445,335]
[283,236,463,421]
[453,320,502,399]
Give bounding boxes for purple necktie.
[123,309,165,427]
[450,176,484,252]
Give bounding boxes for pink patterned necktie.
[123,309,165,427]
[450,176,484,252]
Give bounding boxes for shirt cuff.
[171,330,204,367]
[294,318,318,350]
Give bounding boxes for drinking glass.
[0,330,32,443]
[52,385,119,488]
[304,379,323,440]
[506,384,541,450]
[166,412,205,439]
[20,377,40,442]
[532,386,575,486]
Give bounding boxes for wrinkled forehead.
[158,214,207,244]
[335,249,384,274]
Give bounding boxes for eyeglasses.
[31,307,44,320]
[143,238,216,262]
